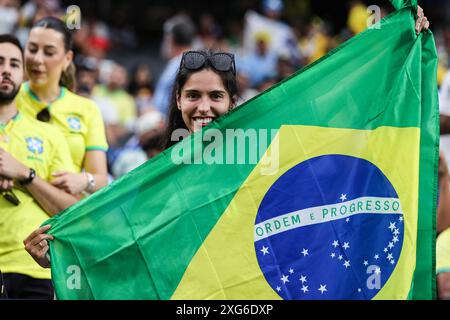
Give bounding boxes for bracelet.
[85,172,96,193]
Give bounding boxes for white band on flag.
[254,197,403,242]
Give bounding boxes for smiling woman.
[178,69,232,132]
[164,50,238,148]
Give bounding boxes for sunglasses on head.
[2,190,20,206]
[36,107,51,122]
[180,51,236,75]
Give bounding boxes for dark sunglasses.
[36,107,51,122]
[2,190,20,206]
[180,51,236,75]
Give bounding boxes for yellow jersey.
[16,83,108,172]
[0,113,75,279]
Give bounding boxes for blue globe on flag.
[254,155,404,300]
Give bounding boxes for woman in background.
[17,16,108,196]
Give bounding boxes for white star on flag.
[363,261,369,266]
[318,285,327,294]
[340,194,347,202]
[338,255,343,260]
[399,216,404,222]
[384,248,388,253]
[393,229,400,236]
[276,286,281,292]
[389,222,396,232]
[331,253,336,258]
[332,240,339,248]
[343,260,351,268]
[342,242,350,250]
[388,242,394,249]
[299,275,307,283]
[301,248,309,256]
[392,236,399,243]
[358,288,362,292]
[261,246,269,256]
[387,253,393,260]
[374,254,379,260]
[346,218,350,223]
[289,268,294,274]
[281,275,289,284]
[390,259,395,265]
[301,285,309,293]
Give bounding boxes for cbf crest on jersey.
[67,116,81,131]
[26,137,44,155]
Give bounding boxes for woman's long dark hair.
[163,52,239,150]
[31,17,76,91]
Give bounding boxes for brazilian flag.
[45,0,438,300]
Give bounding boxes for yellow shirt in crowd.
[347,2,369,35]
[92,84,137,128]
[16,83,108,172]
[0,114,75,279]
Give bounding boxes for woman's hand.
[415,6,430,34]
[51,171,88,195]
[23,225,54,269]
